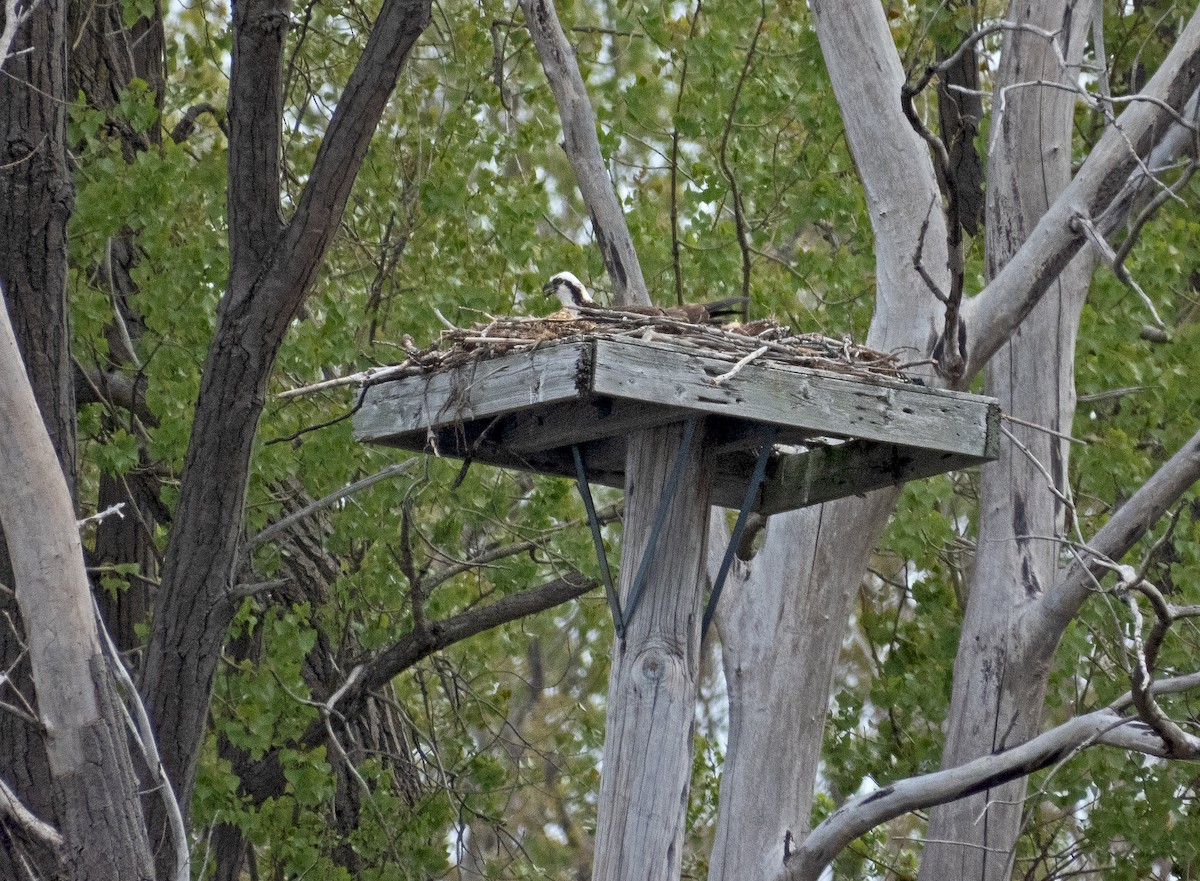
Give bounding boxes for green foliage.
[58,0,1200,876]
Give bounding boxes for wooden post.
[591,420,713,881]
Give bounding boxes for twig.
[92,596,190,881]
[669,0,703,305]
[1001,412,1086,446]
[710,345,769,385]
[1073,213,1167,329]
[1077,385,1143,403]
[715,0,766,315]
[278,362,419,398]
[0,773,61,852]
[1000,425,1076,523]
[1111,157,1199,272]
[246,459,417,553]
[77,503,126,528]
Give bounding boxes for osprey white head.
[542,271,596,316]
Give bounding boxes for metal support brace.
[571,416,699,636]
[701,425,778,641]
[620,416,698,631]
[573,417,772,641]
[572,443,624,637]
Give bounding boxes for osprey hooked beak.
[542,271,596,315]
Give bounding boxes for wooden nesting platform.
[352,334,1000,514]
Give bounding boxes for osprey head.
[542,271,595,315]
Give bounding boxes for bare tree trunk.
[0,0,76,873]
[708,1,947,875]
[591,421,713,881]
[0,296,155,881]
[920,6,1093,878]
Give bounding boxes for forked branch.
[778,674,1200,881]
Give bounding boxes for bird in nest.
[542,271,747,325]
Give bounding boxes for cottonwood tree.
[521,0,1200,878]
[0,10,160,879]
[3,0,1200,878]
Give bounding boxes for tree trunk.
[0,0,75,484]
[708,1,948,875]
[138,0,432,860]
[0,0,76,874]
[920,4,1093,878]
[0,297,155,881]
[591,420,713,881]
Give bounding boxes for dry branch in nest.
[279,310,911,399]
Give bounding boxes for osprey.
[542,271,747,324]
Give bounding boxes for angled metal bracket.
[701,424,777,641]
[572,443,623,636]
[571,416,699,637]
[573,418,774,642]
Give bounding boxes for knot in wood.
[630,642,687,692]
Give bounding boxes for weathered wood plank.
[756,440,984,514]
[352,341,592,444]
[590,338,998,459]
[499,397,690,454]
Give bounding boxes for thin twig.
[1001,412,1086,446]
[77,502,126,528]
[92,596,190,881]
[1073,213,1166,329]
[710,345,770,385]
[669,0,703,306]
[246,460,417,553]
[1000,425,1076,523]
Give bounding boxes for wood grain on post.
[591,420,712,881]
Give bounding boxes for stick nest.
[280,309,913,399]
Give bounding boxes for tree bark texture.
[591,421,713,881]
[0,1,76,874]
[921,6,1094,878]
[0,298,154,881]
[708,1,949,875]
[137,0,432,858]
[0,0,75,485]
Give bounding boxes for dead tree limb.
[517,0,650,306]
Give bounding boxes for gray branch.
[1040,427,1200,635]
[518,0,649,306]
[0,773,61,852]
[780,672,1200,881]
[963,6,1200,375]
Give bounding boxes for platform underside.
[353,337,999,514]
